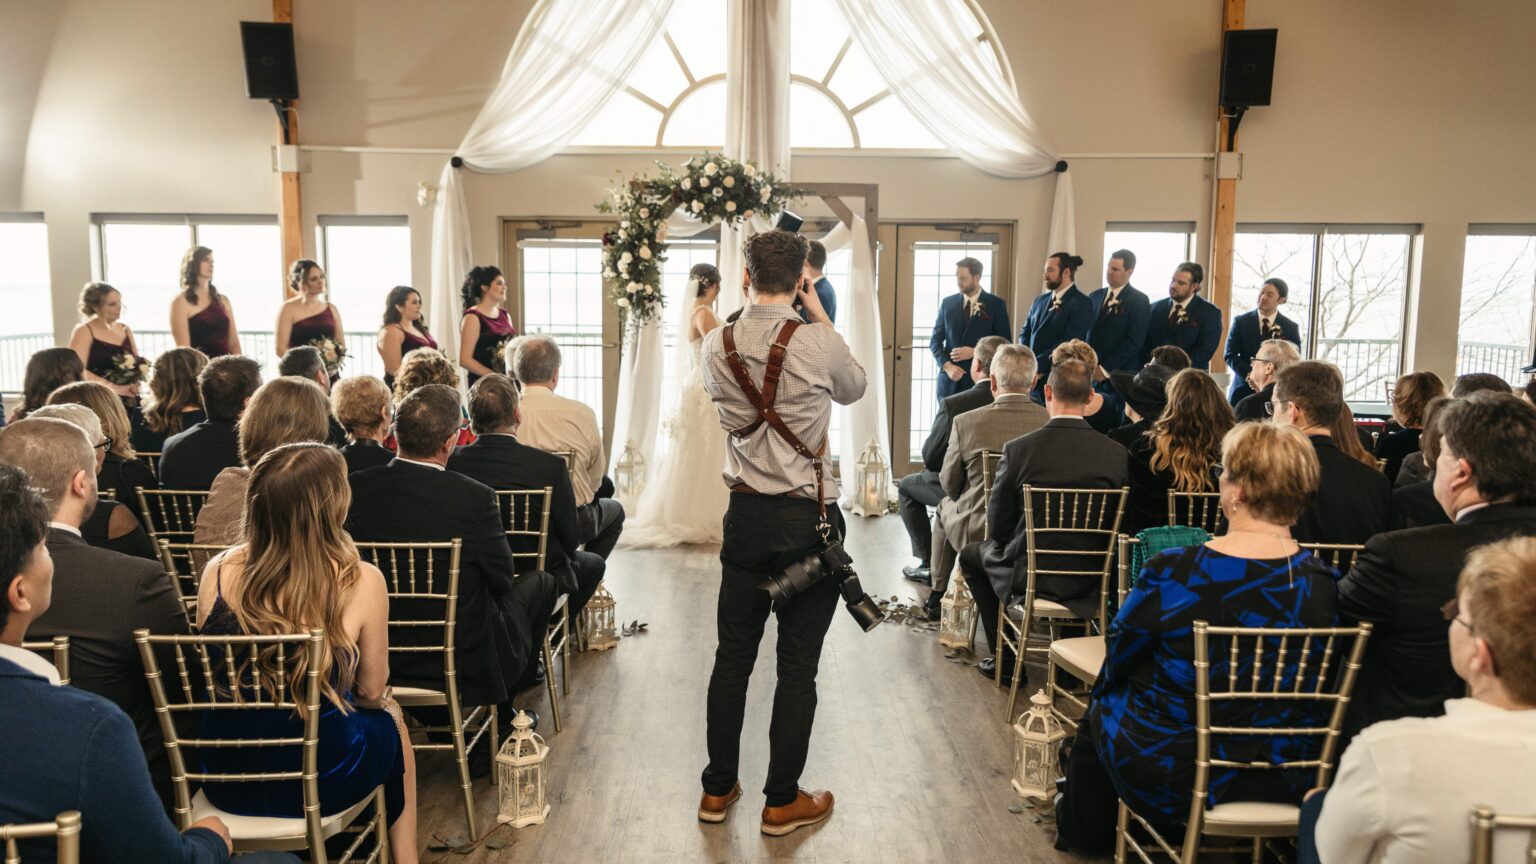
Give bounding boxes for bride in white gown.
[619,264,730,548]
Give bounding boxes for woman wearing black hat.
[1107,363,1175,447]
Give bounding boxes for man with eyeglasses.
[1336,392,1536,741]
[1236,339,1302,422]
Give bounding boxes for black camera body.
[759,539,884,632]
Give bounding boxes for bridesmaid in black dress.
[68,282,145,407]
[170,246,241,358]
[277,259,347,382]
[376,285,438,390]
[458,266,515,389]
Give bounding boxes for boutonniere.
[1173,307,1190,326]
[1103,296,1121,315]
[967,298,989,321]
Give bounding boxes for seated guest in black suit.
[1272,361,1391,544]
[29,403,157,560]
[449,374,602,617]
[898,334,1006,584]
[279,345,349,447]
[1141,263,1223,371]
[47,380,157,522]
[1127,369,1233,531]
[1452,372,1512,398]
[159,355,262,490]
[132,347,208,453]
[1224,277,1302,405]
[1106,363,1175,448]
[1339,392,1536,736]
[958,360,1130,678]
[1051,340,1120,434]
[332,376,396,474]
[0,464,244,864]
[0,417,193,807]
[1234,338,1301,422]
[1391,397,1453,529]
[1375,371,1446,484]
[348,384,557,710]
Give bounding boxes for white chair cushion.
[1202,799,1301,832]
[389,685,446,706]
[1005,598,1083,621]
[189,788,375,842]
[1048,636,1105,682]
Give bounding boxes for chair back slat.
[1469,807,1536,864]
[1,811,81,864]
[356,541,462,685]
[1167,490,1226,534]
[1021,486,1128,634]
[139,452,161,477]
[136,489,211,545]
[495,488,553,575]
[1300,542,1366,575]
[157,540,230,625]
[980,450,1003,541]
[20,636,70,685]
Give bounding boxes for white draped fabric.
[428,0,676,362]
[823,216,894,514]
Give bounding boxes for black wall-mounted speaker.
[1219,28,1277,107]
[240,21,299,101]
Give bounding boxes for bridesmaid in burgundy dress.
[277,259,347,382]
[68,282,144,404]
[170,246,242,358]
[376,285,437,390]
[458,265,515,389]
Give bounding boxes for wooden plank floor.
[413,513,1104,863]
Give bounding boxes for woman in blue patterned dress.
[1055,421,1340,853]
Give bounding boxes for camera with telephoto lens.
[759,538,885,632]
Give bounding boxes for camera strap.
[721,319,828,530]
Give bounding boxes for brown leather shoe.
[760,788,834,836]
[698,783,742,823]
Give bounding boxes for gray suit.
[930,393,1049,593]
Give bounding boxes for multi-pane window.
[319,216,413,380]
[1101,223,1196,300]
[909,240,994,460]
[519,239,608,431]
[0,215,53,392]
[1457,227,1536,386]
[1231,231,1317,350]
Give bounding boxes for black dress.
[80,501,160,561]
[462,308,515,388]
[100,452,159,521]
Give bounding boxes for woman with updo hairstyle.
[133,347,208,453]
[170,245,241,358]
[69,282,144,403]
[46,380,159,521]
[276,259,346,382]
[1376,370,1447,483]
[1056,421,1338,852]
[376,285,437,390]
[457,265,515,387]
[9,347,83,422]
[1126,368,1235,530]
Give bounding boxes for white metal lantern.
[581,581,619,651]
[938,570,977,650]
[615,440,647,500]
[496,710,550,827]
[852,438,889,516]
[1011,689,1067,800]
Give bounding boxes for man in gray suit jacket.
[926,345,1050,617]
[958,360,1131,678]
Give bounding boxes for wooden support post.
[1209,0,1244,374]
[273,0,302,292]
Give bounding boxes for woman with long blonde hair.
[196,443,417,862]
[1127,369,1235,530]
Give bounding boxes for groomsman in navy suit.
[1224,277,1302,404]
[1017,252,1094,401]
[1086,249,1151,404]
[929,257,1012,403]
[1141,262,1223,371]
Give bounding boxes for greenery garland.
[597,153,793,329]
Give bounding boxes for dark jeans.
[566,548,605,617]
[897,470,944,563]
[1296,789,1328,864]
[579,498,626,560]
[703,493,844,808]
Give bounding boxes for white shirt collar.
[1052,282,1075,300]
[47,521,81,538]
[1106,284,1124,299]
[395,456,445,471]
[1172,296,1192,311]
[1455,501,1492,522]
[522,384,555,396]
[0,642,62,685]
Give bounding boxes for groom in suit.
[1225,277,1302,405]
[929,257,1011,403]
[1141,262,1223,371]
[1086,249,1151,409]
[1017,252,1093,402]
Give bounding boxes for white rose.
[744,164,757,177]
[621,220,630,229]
[723,175,736,188]
[603,268,616,279]
[627,281,640,293]
[681,177,691,190]
[618,229,627,240]
[713,187,724,199]
[760,186,772,203]
[699,176,710,188]
[619,252,633,265]
[638,245,652,260]
[616,297,630,309]
[639,207,650,218]
[691,200,704,213]
[725,201,737,213]
[704,161,719,175]
[643,284,654,295]
[656,223,669,241]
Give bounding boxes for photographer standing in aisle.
[697,229,868,836]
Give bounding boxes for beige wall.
[8,0,1536,383]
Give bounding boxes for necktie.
[1169,304,1181,324]
[1048,293,1061,313]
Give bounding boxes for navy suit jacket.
[1017,285,1094,387]
[929,291,1011,402]
[1142,294,1223,370]
[1224,309,1302,398]
[1086,284,1151,375]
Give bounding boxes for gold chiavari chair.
[997,486,1128,721]
[355,540,490,840]
[1168,490,1226,535]
[139,451,161,478]
[21,636,70,685]
[495,487,569,733]
[1044,534,1139,732]
[2,811,81,864]
[135,488,211,546]
[134,628,390,864]
[96,489,115,502]
[1374,456,1389,473]
[941,449,1004,652]
[1470,806,1536,864]
[157,540,230,626]
[1115,621,1373,864]
[1300,542,1367,575]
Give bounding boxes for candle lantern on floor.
[496,710,550,827]
[615,440,647,500]
[938,571,977,650]
[852,438,889,516]
[581,581,619,651]
[1012,689,1066,800]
